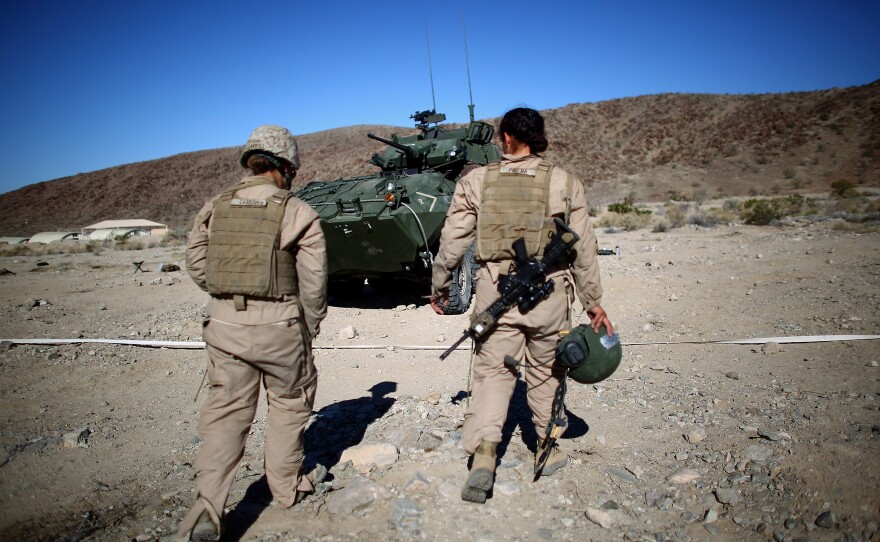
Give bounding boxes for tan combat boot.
[461,440,498,503]
[183,497,222,542]
[535,438,568,477]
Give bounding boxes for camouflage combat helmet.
[555,324,623,384]
[240,125,300,170]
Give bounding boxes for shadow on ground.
[221,382,399,541]
[328,279,430,310]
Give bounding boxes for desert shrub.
[740,194,818,225]
[86,240,104,255]
[0,244,29,257]
[865,199,880,214]
[116,236,163,250]
[831,179,856,198]
[663,202,689,228]
[607,201,651,215]
[723,199,741,213]
[668,190,693,202]
[688,213,723,228]
[652,221,669,233]
[160,228,188,247]
[595,212,652,231]
[741,199,782,225]
[830,221,880,233]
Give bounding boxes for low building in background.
[82,219,168,240]
[27,232,82,244]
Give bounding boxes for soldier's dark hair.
[246,153,280,174]
[498,107,548,154]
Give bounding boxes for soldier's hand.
[588,305,614,335]
[430,291,450,315]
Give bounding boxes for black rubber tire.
[444,243,479,315]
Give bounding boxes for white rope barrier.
[1,334,878,351]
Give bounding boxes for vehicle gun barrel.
[368,133,413,158]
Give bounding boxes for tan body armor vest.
[476,161,556,263]
[205,179,298,303]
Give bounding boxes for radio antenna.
[425,21,437,112]
[461,14,475,123]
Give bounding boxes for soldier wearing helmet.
[177,125,328,541]
[431,107,613,503]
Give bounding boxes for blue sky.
[1,0,878,194]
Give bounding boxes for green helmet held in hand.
[555,324,623,384]
[240,125,300,170]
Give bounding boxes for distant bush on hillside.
[830,179,856,198]
[739,194,818,225]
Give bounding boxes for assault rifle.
[439,218,580,360]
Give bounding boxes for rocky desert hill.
[1,81,878,236]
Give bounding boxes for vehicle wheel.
[444,243,478,315]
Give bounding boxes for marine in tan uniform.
[177,125,328,541]
[431,107,613,503]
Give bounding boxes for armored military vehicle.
[294,108,501,314]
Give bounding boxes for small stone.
[762,342,783,355]
[868,360,878,367]
[644,490,668,507]
[725,371,741,380]
[667,467,701,484]
[608,467,638,484]
[675,451,689,461]
[704,508,719,523]
[758,428,790,441]
[686,428,707,444]
[338,325,358,340]
[424,391,441,405]
[784,518,797,529]
[815,511,836,528]
[733,516,751,527]
[714,488,741,505]
[625,464,644,479]
[744,444,773,462]
[62,427,91,448]
[585,507,617,528]
[704,523,719,535]
[595,434,606,445]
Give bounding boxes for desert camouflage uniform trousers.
[178,316,317,536]
[462,266,571,455]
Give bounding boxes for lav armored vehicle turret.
[294,108,501,314]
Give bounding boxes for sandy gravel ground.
[0,222,878,541]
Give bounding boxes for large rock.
[327,476,392,516]
[340,443,399,467]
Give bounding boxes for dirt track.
[0,221,878,541]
